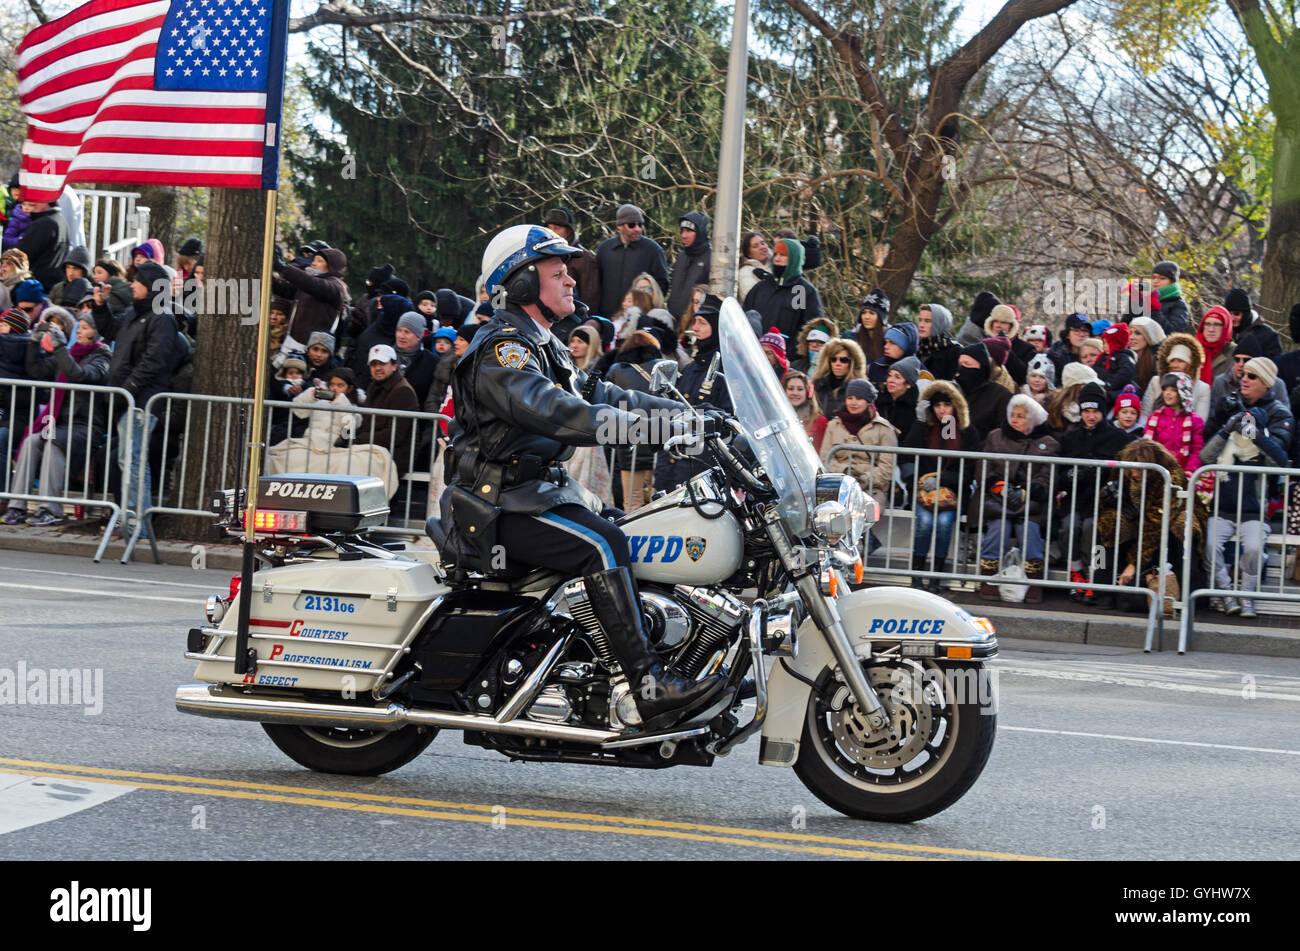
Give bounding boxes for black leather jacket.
[447,306,682,515]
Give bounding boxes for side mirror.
[648,359,680,395]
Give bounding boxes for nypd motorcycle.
[178,299,998,822]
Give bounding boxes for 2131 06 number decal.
[301,595,357,613]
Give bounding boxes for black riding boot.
[584,567,724,731]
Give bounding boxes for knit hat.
[1091,318,1112,336]
[397,311,427,338]
[1101,322,1130,353]
[1129,316,1165,347]
[890,355,922,386]
[269,297,293,316]
[760,328,787,359]
[1079,337,1106,358]
[616,203,645,227]
[959,341,991,372]
[981,336,1011,366]
[1153,260,1180,282]
[276,355,308,379]
[1223,287,1251,314]
[986,304,1018,334]
[367,344,397,364]
[14,278,45,304]
[382,277,410,299]
[77,313,100,341]
[807,328,831,346]
[131,243,156,261]
[328,366,356,388]
[456,324,481,344]
[1243,356,1277,389]
[178,237,203,257]
[307,331,335,353]
[132,261,169,293]
[379,294,414,317]
[1027,353,1057,389]
[1234,335,1264,360]
[860,288,890,320]
[415,290,437,305]
[1160,371,1194,410]
[1061,362,1099,389]
[969,291,1001,326]
[1008,394,1048,430]
[1166,343,1193,365]
[884,322,919,355]
[923,303,953,337]
[433,327,458,343]
[1022,324,1049,344]
[845,378,877,403]
[1113,392,1141,416]
[1,308,30,334]
[1064,312,1091,333]
[366,263,395,288]
[1078,382,1107,413]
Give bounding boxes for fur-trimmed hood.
[984,303,1022,339]
[921,379,970,430]
[811,337,867,384]
[1156,332,1205,379]
[795,314,839,356]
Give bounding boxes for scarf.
[1144,406,1196,469]
[917,333,953,361]
[1157,282,1182,305]
[28,342,101,440]
[1195,332,1227,385]
[926,418,963,452]
[837,406,873,436]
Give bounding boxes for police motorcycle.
[177,299,998,822]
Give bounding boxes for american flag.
[17,0,289,202]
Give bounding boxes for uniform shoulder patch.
[494,340,532,369]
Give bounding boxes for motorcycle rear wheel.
[261,723,437,776]
[793,659,996,823]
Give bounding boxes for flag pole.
[233,188,278,675]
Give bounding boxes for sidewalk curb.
[0,526,245,570]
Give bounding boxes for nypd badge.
[685,536,707,561]
[495,341,531,369]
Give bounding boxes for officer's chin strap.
[536,301,560,324]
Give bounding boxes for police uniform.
[444,304,682,576]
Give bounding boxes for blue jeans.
[914,507,957,563]
[980,518,1045,562]
[117,411,157,531]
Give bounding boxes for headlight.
[813,474,870,551]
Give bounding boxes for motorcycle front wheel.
[793,659,996,822]
[261,723,437,776]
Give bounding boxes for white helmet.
[479,224,582,305]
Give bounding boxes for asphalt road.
[1,548,1297,862]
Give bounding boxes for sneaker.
[1069,569,1091,602]
[1238,600,1257,619]
[26,509,63,527]
[1224,597,1242,616]
[1,508,25,525]
[1209,597,1226,613]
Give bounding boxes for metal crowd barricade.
[822,443,1177,649]
[0,378,136,562]
[124,390,451,563]
[1178,462,1300,653]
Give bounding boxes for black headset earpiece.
[505,264,538,305]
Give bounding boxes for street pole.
[709,0,749,302]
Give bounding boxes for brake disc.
[827,665,935,769]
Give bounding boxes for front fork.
[763,510,891,734]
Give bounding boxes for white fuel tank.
[618,477,744,585]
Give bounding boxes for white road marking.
[0,581,197,606]
[1002,726,1300,756]
[0,773,135,835]
[0,565,216,590]
[996,665,1300,702]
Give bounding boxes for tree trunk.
[168,187,270,540]
[877,151,947,306]
[1259,119,1300,337]
[138,185,178,264]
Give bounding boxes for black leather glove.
[1099,480,1120,508]
[1004,485,1026,512]
[700,408,732,438]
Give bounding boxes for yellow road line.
[0,756,1058,860]
[0,766,929,860]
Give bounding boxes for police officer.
[445,225,725,730]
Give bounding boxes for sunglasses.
[17,304,37,314]
[1233,357,1250,363]
[830,355,851,364]
[623,222,643,229]
[1243,371,1260,381]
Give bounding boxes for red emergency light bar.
[246,509,309,534]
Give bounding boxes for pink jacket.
[1143,407,1204,473]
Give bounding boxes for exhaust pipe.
[175,683,625,744]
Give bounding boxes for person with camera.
[1,308,110,525]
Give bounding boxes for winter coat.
[667,212,711,321]
[1096,463,1205,579]
[1057,420,1137,515]
[874,384,918,437]
[24,337,112,435]
[1046,339,1080,383]
[1141,334,1211,420]
[653,340,732,490]
[918,334,961,381]
[566,247,601,313]
[92,296,181,407]
[395,346,438,407]
[973,422,1061,523]
[820,413,899,512]
[790,315,837,376]
[17,208,69,291]
[606,343,663,471]
[1199,391,1295,520]
[1092,348,1136,402]
[1143,407,1204,474]
[981,313,1037,386]
[900,380,981,488]
[350,304,400,380]
[274,248,349,344]
[290,387,360,451]
[423,351,458,415]
[961,378,1013,442]
[1207,368,1289,425]
[0,332,33,433]
[809,338,866,418]
[96,276,132,316]
[1235,310,1282,361]
[1153,286,1189,334]
[359,369,421,476]
[3,204,30,250]
[736,257,767,306]
[594,234,670,318]
[742,238,823,344]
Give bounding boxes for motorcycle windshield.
[719,297,821,536]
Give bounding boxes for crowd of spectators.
[2,185,1299,620]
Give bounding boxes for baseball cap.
[368,344,397,364]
